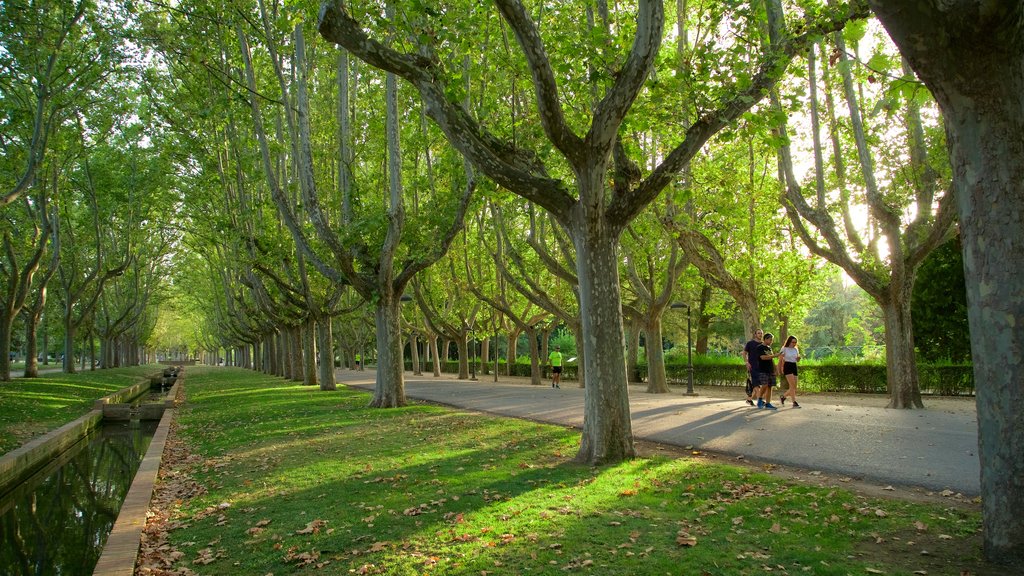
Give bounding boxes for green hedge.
[654,362,974,396]
[406,359,974,396]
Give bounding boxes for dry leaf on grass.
[676,531,698,547]
[295,519,327,535]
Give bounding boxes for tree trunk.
[316,318,336,391]
[506,327,519,376]
[291,326,304,382]
[23,310,41,378]
[526,327,542,385]
[302,318,317,386]
[480,338,489,375]
[0,313,12,381]
[644,316,670,393]
[867,3,1024,563]
[572,229,636,464]
[626,321,641,383]
[880,284,922,409]
[411,332,421,375]
[267,331,278,375]
[372,299,406,407]
[429,334,441,377]
[63,319,75,374]
[456,334,469,379]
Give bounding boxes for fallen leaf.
[295,519,327,535]
[367,541,389,552]
[676,531,698,547]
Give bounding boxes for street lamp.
[670,302,696,395]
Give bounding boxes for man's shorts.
[757,372,776,388]
[552,366,563,374]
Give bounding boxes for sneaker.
[745,399,754,406]
[555,384,560,389]
[792,401,801,408]
[780,396,786,405]
[764,403,778,410]
[756,398,764,409]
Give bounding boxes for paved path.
[336,369,980,496]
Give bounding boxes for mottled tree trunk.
[626,319,641,383]
[456,334,469,379]
[880,282,922,409]
[868,2,1024,563]
[0,315,12,381]
[372,299,406,407]
[429,334,441,377]
[302,319,317,386]
[644,316,669,393]
[411,332,422,375]
[573,228,635,464]
[526,327,542,385]
[316,319,335,391]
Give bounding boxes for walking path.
[337,369,980,496]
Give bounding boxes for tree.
[0,193,51,380]
[775,30,955,408]
[867,2,1024,563]
[320,0,869,464]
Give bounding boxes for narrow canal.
[0,420,158,575]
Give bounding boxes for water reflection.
[0,420,158,575]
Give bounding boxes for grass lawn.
[0,365,163,454]
[147,367,995,575]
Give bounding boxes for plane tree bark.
[867,1,1024,564]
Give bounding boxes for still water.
[0,420,158,575]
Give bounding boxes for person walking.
[549,346,563,388]
[756,333,782,410]
[742,329,764,406]
[778,335,801,407]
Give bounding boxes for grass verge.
[0,365,162,453]
[148,367,994,575]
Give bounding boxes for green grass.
[159,367,988,575]
[0,365,162,453]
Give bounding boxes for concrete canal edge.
[0,372,167,495]
[0,410,104,494]
[92,373,185,576]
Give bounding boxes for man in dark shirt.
[756,333,782,410]
[742,329,764,406]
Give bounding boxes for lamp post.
[670,302,696,395]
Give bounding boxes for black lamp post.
[671,302,695,395]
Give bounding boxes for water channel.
[0,419,159,575]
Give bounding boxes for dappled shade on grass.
[146,367,993,575]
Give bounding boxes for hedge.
[405,360,974,396]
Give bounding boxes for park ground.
[135,367,1002,576]
[0,366,1003,575]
